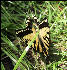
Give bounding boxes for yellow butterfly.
[16,16,50,56]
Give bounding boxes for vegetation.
[1,1,67,70]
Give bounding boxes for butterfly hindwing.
[33,16,50,56]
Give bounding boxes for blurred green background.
[1,1,67,70]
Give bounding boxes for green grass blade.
[1,62,5,70]
[48,1,52,23]
[1,47,17,63]
[1,33,18,51]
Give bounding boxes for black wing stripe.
[39,22,49,29]
[43,36,49,44]
[16,29,33,38]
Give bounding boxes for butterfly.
[16,16,50,56]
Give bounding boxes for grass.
[1,1,67,70]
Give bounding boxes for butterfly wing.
[39,27,49,56]
[36,18,50,56]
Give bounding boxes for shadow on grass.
[40,43,63,64]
